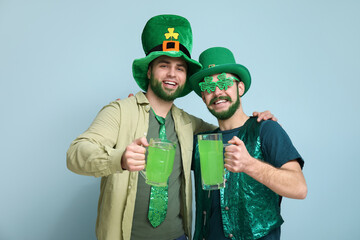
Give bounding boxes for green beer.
[198,135,225,189]
[145,139,176,186]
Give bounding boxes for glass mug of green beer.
[197,133,225,190]
[140,138,176,187]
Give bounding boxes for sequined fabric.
[154,113,167,141]
[148,109,169,228]
[193,117,283,240]
[148,185,169,227]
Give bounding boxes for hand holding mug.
[224,136,254,173]
[140,138,176,187]
[121,137,149,171]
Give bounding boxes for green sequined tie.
[148,109,169,228]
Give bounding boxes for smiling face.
[147,55,188,102]
[201,73,244,120]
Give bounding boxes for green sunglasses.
[199,73,239,93]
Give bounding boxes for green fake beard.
[207,93,240,120]
[149,74,185,102]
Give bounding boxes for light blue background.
[1,0,359,239]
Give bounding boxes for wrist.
[244,157,261,177]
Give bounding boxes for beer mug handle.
[140,146,148,180]
[140,169,146,179]
[223,143,233,148]
[223,143,234,174]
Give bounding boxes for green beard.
[149,74,185,101]
[208,95,240,120]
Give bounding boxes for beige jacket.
[67,92,215,240]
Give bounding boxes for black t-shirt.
[207,120,304,240]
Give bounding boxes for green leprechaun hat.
[189,47,251,97]
[132,14,202,98]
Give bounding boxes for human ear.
[147,67,152,79]
[201,92,206,103]
[238,81,245,97]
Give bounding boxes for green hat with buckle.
[132,14,202,98]
[189,47,251,97]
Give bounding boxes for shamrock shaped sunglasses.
[199,73,240,93]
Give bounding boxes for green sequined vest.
[193,117,284,240]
